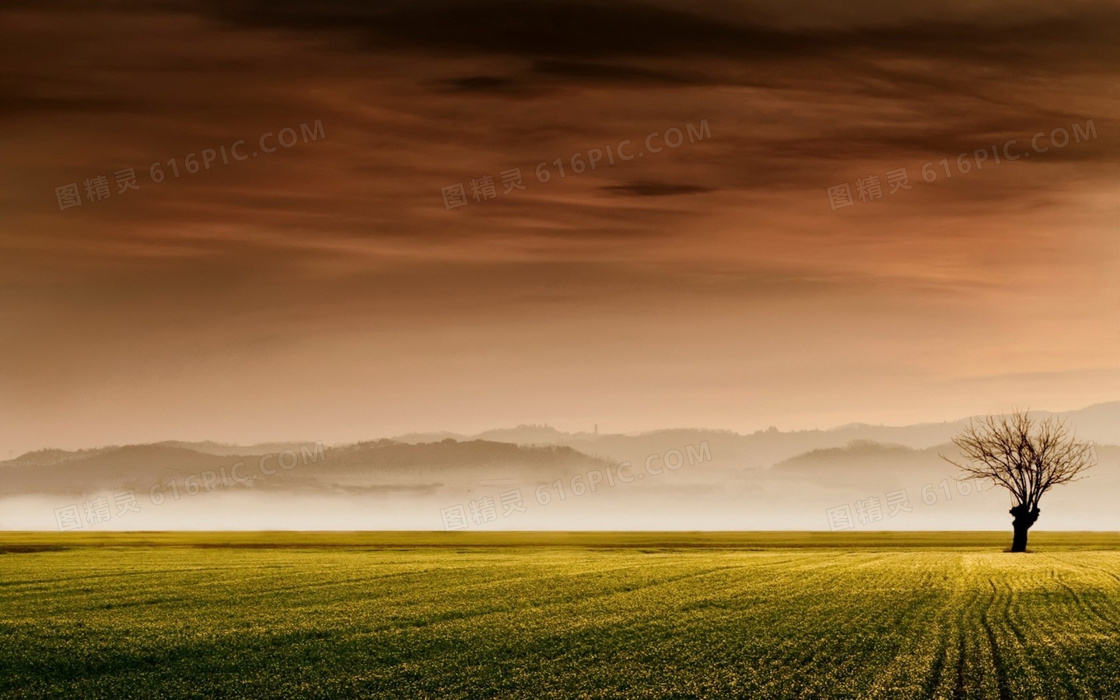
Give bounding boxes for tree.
[942,410,1096,552]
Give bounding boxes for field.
[1,532,1118,699]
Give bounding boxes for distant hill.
[774,440,933,480]
[3,447,117,469]
[393,424,577,446]
[2,403,1115,530]
[0,440,610,498]
[0,445,244,497]
[391,402,1119,472]
[153,440,324,457]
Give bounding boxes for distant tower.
[594,424,598,435]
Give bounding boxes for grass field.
[1,532,1118,699]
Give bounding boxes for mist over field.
[3,403,1116,532]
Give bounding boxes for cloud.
[600,181,715,197]
[0,0,1116,453]
[195,0,1120,71]
[530,60,705,86]
[203,0,812,59]
[436,75,532,95]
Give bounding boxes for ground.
[1,532,1118,699]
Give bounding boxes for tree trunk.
[1009,504,1040,552]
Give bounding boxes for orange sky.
[1,0,1117,455]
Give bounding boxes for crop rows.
[1,539,1118,698]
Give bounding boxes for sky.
[1,0,1118,456]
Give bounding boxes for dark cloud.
[437,75,528,94]
[0,81,140,120]
[601,181,715,197]
[196,0,1120,72]
[530,60,701,86]
[202,0,813,59]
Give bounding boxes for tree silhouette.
[942,410,1096,552]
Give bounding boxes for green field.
[1,532,1118,699]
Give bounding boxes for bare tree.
[942,410,1096,552]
